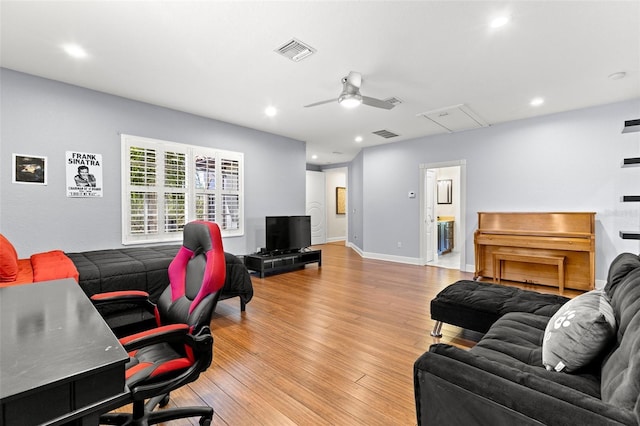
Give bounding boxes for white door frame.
[419,160,467,271]
[425,169,436,263]
[306,170,327,245]
[324,167,348,244]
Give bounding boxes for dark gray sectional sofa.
[414,252,640,425]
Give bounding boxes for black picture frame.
[13,153,47,185]
[437,179,452,204]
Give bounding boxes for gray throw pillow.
[542,289,616,373]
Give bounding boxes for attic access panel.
[417,104,489,133]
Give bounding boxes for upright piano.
[474,212,595,291]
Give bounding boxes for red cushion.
[31,250,79,283]
[14,259,34,284]
[0,234,19,282]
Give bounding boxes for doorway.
[306,168,348,246]
[420,160,466,271]
[323,167,348,244]
[306,170,326,245]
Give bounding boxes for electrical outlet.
[397,241,402,248]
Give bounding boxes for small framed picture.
[13,154,47,185]
[336,187,346,214]
[437,179,452,204]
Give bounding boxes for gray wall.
[1,69,306,257]
[350,98,640,282]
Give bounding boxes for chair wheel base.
[159,394,170,407]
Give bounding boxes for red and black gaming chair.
[92,221,226,426]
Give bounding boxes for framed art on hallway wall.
[336,187,346,214]
[437,179,452,204]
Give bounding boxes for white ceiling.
[1,1,639,165]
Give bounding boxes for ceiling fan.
[304,71,395,110]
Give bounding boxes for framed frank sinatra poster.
[66,151,103,197]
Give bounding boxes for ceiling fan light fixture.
[339,93,362,108]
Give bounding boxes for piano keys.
[474,212,595,291]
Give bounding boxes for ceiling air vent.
[275,38,316,62]
[372,129,400,139]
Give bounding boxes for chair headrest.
[183,221,220,253]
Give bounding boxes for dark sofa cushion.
[417,343,637,426]
[470,312,601,397]
[601,264,640,413]
[605,253,640,298]
[431,280,569,333]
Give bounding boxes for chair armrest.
[90,290,152,307]
[119,323,191,351]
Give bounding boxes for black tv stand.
[244,249,322,278]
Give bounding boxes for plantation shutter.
[122,135,243,244]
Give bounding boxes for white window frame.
[121,134,244,244]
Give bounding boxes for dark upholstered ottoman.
[430,280,570,336]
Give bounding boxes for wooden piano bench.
[492,251,565,292]
[429,280,569,337]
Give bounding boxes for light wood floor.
[133,242,571,425]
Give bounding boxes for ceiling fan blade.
[362,96,395,110]
[304,98,338,108]
[346,71,362,89]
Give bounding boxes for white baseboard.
[346,242,364,257]
[326,237,346,243]
[363,252,422,265]
[345,244,421,265]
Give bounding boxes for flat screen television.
[265,215,311,254]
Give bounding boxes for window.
[122,134,243,244]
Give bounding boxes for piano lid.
[477,212,595,235]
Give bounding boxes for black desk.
[0,279,129,425]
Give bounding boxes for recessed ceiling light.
[530,97,544,107]
[608,71,626,80]
[490,15,510,29]
[265,106,277,117]
[62,43,88,59]
[355,136,363,143]
[311,154,318,160]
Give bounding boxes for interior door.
[305,171,326,245]
[425,169,436,262]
